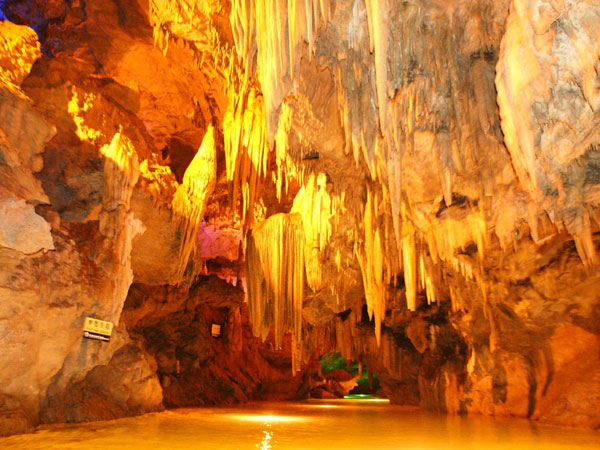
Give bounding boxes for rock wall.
[0,9,164,434]
[0,0,222,435]
[123,276,316,407]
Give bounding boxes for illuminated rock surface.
[0,0,598,436]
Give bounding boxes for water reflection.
[257,424,274,450]
[228,414,304,423]
[0,399,598,450]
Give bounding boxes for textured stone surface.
[123,277,316,406]
[497,0,600,263]
[0,20,40,86]
[0,194,53,253]
[40,343,163,424]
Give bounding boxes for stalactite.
[387,151,403,267]
[100,132,140,213]
[335,313,356,363]
[230,0,331,136]
[449,286,463,313]
[273,96,293,200]
[420,207,488,285]
[569,210,598,268]
[67,88,102,144]
[419,253,437,306]
[353,327,403,378]
[402,228,417,312]
[223,84,270,231]
[290,173,338,291]
[171,126,217,279]
[356,187,387,344]
[365,0,390,133]
[138,159,178,208]
[230,0,256,77]
[274,95,324,201]
[245,213,305,364]
[245,168,343,370]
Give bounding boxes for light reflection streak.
[311,397,390,404]
[226,414,305,423]
[255,423,274,450]
[256,429,273,449]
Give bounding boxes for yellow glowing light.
[257,429,273,450]
[290,172,338,292]
[171,126,217,279]
[306,398,390,405]
[68,87,102,143]
[227,414,305,423]
[223,85,269,230]
[245,213,304,372]
[0,21,41,86]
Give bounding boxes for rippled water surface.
[1,399,598,449]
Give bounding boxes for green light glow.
[343,394,375,399]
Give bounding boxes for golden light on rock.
[172,125,217,278]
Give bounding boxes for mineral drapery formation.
[0,0,598,436]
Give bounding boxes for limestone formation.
[0,0,598,436]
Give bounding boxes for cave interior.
[0,0,599,438]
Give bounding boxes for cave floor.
[1,400,598,449]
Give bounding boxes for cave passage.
[314,351,383,400]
